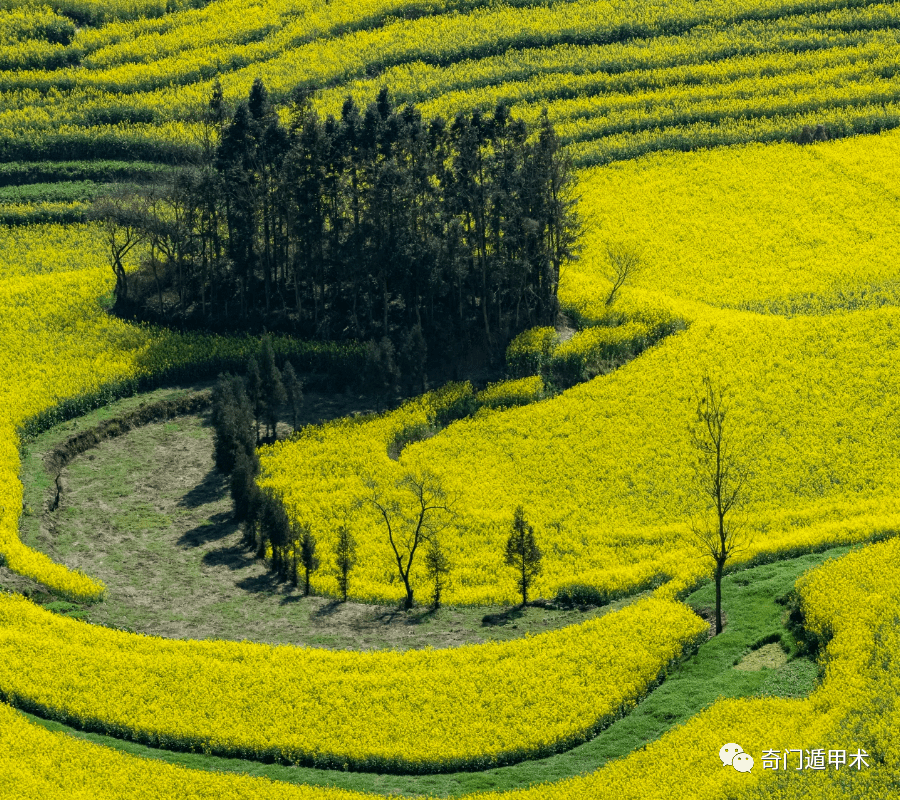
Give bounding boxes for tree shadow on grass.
[481,605,525,627]
[178,467,227,509]
[310,598,343,616]
[201,543,257,571]
[374,606,437,627]
[177,512,236,547]
[235,570,285,594]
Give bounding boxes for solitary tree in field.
[688,374,749,635]
[505,505,542,605]
[282,360,304,431]
[424,537,451,610]
[362,469,454,610]
[603,241,642,306]
[334,525,357,602]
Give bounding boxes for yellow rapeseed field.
[3,535,897,798]
[0,592,706,770]
[3,0,900,789]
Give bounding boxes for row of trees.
[211,348,746,627]
[211,356,362,597]
[211,364,544,609]
[101,80,581,363]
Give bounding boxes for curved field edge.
[11,547,841,796]
[0,594,705,773]
[254,128,900,608]
[6,0,900,168]
[3,536,898,798]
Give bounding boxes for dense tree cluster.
[116,79,579,361]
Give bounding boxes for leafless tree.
[361,468,455,610]
[91,188,149,306]
[603,241,642,306]
[688,374,749,635]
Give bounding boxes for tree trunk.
[404,583,414,611]
[714,559,724,635]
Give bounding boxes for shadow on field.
[481,605,525,627]
[202,543,256,571]
[178,512,236,547]
[235,571,284,594]
[310,599,343,615]
[375,607,437,626]
[178,467,226,509]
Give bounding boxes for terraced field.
[2,0,900,797]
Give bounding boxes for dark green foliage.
[259,335,287,439]
[554,584,609,608]
[505,505,542,605]
[424,538,450,610]
[210,373,256,474]
[297,526,319,596]
[796,123,830,144]
[363,337,400,402]
[245,357,263,444]
[122,83,579,366]
[282,361,303,432]
[334,525,357,602]
[399,325,428,394]
[211,374,238,473]
[259,491,292,574]
[230,449,261,542]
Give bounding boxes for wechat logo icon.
[719,743,754,773]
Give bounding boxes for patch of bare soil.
[27,392,615,650]
[734,643,789,671]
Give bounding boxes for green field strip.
[0,0,878,97]
[316,9,900,115]
[16,547,848,798]
[567,99,900,166]
[3,23,899,151]
[0,179,133,202]
[0,160,172,186]
[0,0,211,29]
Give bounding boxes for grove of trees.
[105,80,580,364]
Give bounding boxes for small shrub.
[555,584,609,607]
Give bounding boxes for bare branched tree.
[688,374,749,635]
[91,188,150,307]
[361,468,455,610]
[603,241,642,306]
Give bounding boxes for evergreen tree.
[282,360,304,431]
[245,356,263,444]
[424,537,450,610]
[334,525,357,602]
[297,525,319,596]
[229,374,257,463]
[259,335,287,439]
[211,373,238,473]
[504,505,542,605]
[399,325,428,394]
[265,493,292,577]
[231,449,261,541]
